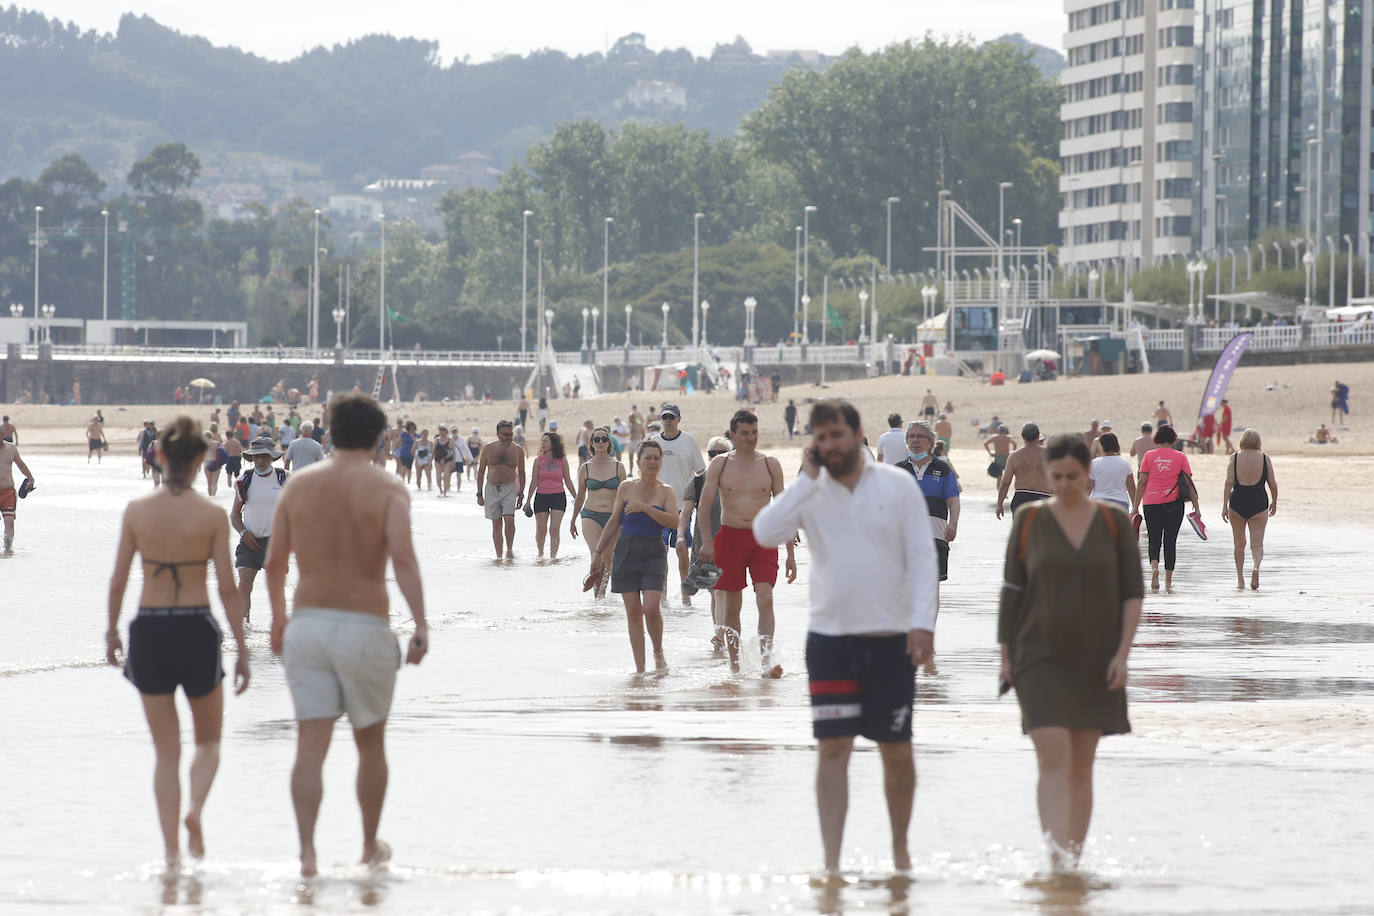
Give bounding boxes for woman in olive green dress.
[998,434,1143,871]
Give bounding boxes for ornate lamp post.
[858,288,869,345]
[660,302,670,348]
[743,296,757,347]
[699,300,709,346]
[581,307,590,351]
[624,304,632,348]
[333,306,346,348]
[591,307,600,350]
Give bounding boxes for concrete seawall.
[2,349,530,406]
[1,348,878,406]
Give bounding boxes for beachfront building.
[1193,1,1370,265]
[1059,0,1197,273]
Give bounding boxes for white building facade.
[1060,0,1198,273]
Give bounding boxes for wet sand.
[2,360,1371,912]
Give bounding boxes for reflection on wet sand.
[1137,611,1374,649]
[1136,673,1374,702]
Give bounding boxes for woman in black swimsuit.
[105,416,250,867]
[1221,428,1279,590]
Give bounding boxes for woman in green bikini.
[571,426,627,596]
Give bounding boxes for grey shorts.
[283,607,401,729]
[611,534,668,594]
[483,480,520,520]
[235,534,269,570]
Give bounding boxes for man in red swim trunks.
[697,409,797,676]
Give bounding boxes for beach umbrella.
[1024,349,1061,363]
[188,377,215,404]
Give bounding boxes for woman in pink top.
[525,432,575,558]
[1129,425,1200,593]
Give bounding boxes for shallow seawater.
[2,455,1372,913]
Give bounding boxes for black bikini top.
[144,558,208,605]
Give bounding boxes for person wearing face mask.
[894,421,961,585]
[230,436,289,623]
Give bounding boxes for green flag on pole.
[825,302,843,331]
[387,307,402,322]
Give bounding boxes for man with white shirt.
[874,413,906,465]
[753,400,938,877]
[648,403,706,604]
[231,436,289,623]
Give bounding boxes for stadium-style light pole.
[101,208,109,322]
[603,216,612,348]
[521,209,533,354]
[802,206,817,343]
[33,205,42,322]
[692,212,704,348]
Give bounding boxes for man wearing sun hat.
[231,435,288,622]
[648,403,706,605]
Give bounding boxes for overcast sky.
[27,0,1064,63]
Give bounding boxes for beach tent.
[1324,305,1374,320]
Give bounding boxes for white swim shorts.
[483,480,520,520]
[283,607,401,728]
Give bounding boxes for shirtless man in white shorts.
[266,392,428,877]
[476,419,526,558]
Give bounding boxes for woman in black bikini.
[105,415,250,868]
[1221,428,1279,590]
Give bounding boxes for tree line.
[2,37,1070,349]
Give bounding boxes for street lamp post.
[1325,235,1336,308]
[997,181,1013,286]
[700,300,709,346]
[603,217,612,349]
[9,303,22,343]
[802,206,817,343]
[33,205,42,322]
[544,309,554,361]
[1344,234,1354,306]
[534,239,543,360]
[800,294,811,351]
[792,225,801,343]
[522,209,533,354]
[312,209,321,350]
[581,307,590,350]
[743,296,757,349]
[101,208,109,322]
[858,288,868,350]
[1302,250,1315,306]
[885,196,900,277]
[661,302,670,349]
[592,307,600,351]
[692,212,703,349]
[379,213,387,353]
[41,303,56,343]
[624,304,632,349]
[333,306,346,348]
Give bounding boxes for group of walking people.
[96,384,1287,883]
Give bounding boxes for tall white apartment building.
[1059,0,1197,273]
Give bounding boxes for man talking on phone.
[752,399,938,878]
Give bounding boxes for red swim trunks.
[0,486,15,519]
[713,524,778,591]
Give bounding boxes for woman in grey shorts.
[589,440,679,674]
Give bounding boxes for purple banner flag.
[1197,332,1252,419]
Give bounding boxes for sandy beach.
[9,359,1370,521]
[4,359,1373,912]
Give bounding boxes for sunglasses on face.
[592,436,610,443]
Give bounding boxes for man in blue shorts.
[753,400,938,877]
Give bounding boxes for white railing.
[14,344,536,365]
[1140,329,1186,350]
[1195,323,1373,351]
